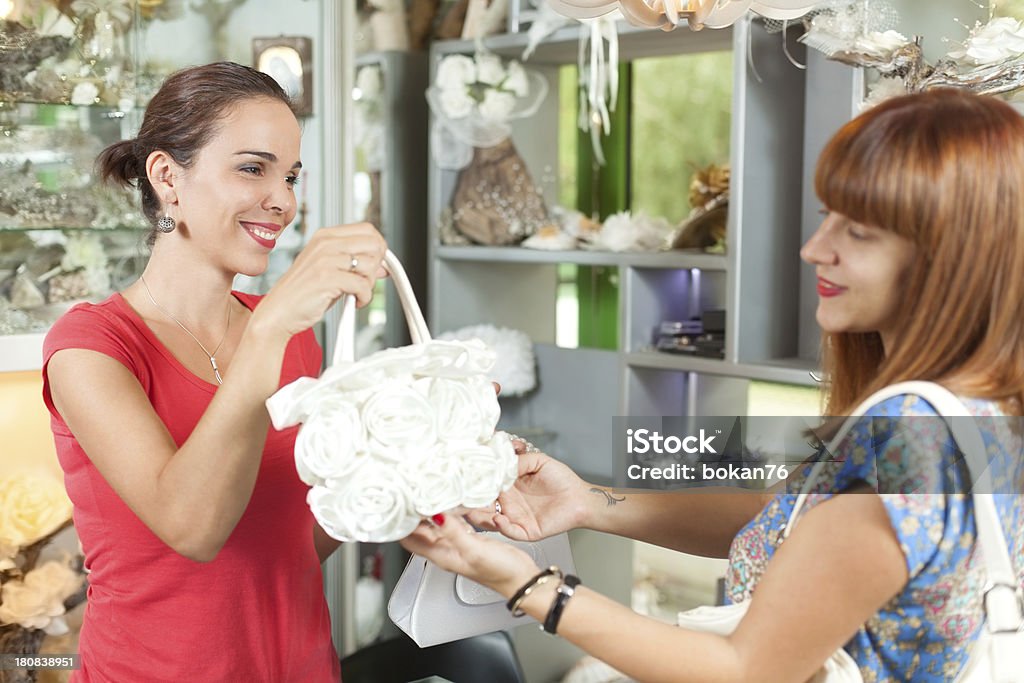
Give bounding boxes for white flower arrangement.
[0,475,85,639]
[948,16,1024,67]
[427,52,547,170]
[435,53,532,122]
[266,339,519,543]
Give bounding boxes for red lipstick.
[816,277,845,298]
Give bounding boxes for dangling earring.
[156,213,176,233]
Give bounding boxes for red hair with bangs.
[814,88,1024,416]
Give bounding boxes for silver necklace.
[139,275,231,385]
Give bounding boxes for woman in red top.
[42,62,385,681]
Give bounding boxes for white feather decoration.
[438,324,537,397]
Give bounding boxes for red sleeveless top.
[42,292,340,682]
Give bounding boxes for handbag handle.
[333,249,432,366]
[785,381,1023,637]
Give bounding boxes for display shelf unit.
[428,16,836,430]
[428,19,857,681]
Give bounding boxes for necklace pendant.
[210,356,223,385]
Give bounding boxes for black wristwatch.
[542,574,581,635]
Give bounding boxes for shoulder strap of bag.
[334,249,431,365]
[783,382,1023,648]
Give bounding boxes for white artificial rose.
[361,381,437,460]
[429,376,500,441]
[0,476,72,548]
[475,53,506,86]
[438,86,475,119]
[0,560,82,634]
[308,464,419,542]
[436,54,477,91]
[503,61,529,97]
[401,447,464,516]
[453,440,510,508]
[852,30,909,57]
[415,339,496,378]
[294,396,367,486]
[70,81,99,106]
[491,432,519,490]
[479,89,517,122]
[355,65,382,99]
[948,18,1024,65]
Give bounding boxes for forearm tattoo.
[590,487,625,507]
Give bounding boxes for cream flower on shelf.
[948,17,1024,66]
[70,81,100,106]
[475,53,506,86]
[479,89,517,122]
[355,64,382,100]
[0,538,16,572]
[436,54,477,92]
[0,560,83,635]
[504,61,530,98]
[438,87,475,119]
[0,475,73,548]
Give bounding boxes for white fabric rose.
[852,30,909,58]
[439,87,475,119]
[455,440,514,508]
[504,61,530,97]
[415,339,496,378]
[479,89,517,122]
[436,55,477,91]
[294,396,366,486]
[361,381,437,460]
[401,448,464,516]
[491,432,519,490]
[475,53,506,86]
[70,81,99,106]
[308,464,419,542]
[0,560,83,635]
[0,476,72,548]
[948,18,1024,65]
[429,376,500,441]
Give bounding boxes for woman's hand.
[466,442,593,542]
[252,222,387,340]
[401,512,541,597]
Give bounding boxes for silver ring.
[495,500,502,515]
[349,256,359,272]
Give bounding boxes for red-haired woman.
[404,89,1024,682]
[42,62,385,681]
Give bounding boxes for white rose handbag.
[266,250,575,645]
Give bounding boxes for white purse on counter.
[389,530,576,648]
[677,382,1024,683]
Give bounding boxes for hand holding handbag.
[677,382,1024,682]
[388,529,577,647]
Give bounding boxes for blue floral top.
[726,395,1024,682]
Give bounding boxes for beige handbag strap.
[785,382,1024,642]
[334,249,431,366]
